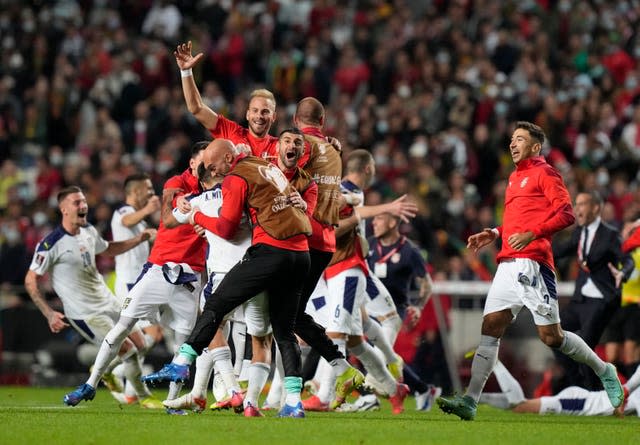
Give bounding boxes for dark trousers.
[294,248,344,363]
[555,296,618,390]
[186,244,310,378]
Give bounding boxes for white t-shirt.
[111,204,151,293]
[173,184,251,274]
[29,225,118,319]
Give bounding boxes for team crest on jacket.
[258,164,289,192]
[520,177,528,188]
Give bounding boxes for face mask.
[33,211,48,227]
[596,170,609,187]
[2,227,20,245]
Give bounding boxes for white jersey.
[111,204,151,298]
[175,183,251,274]
[29,225,119,320]
[539,386,640,416]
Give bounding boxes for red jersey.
[193,156,310,252]
[210,115,278,160]
[147,169,206,271]
[622,228,640,253]
[298,127,337,253]
[496,156,575,269]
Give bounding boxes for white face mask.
[596,170,609,187]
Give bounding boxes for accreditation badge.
[374,262,387,278]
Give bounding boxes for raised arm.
[121,195,160,227]
[175,41,219,131]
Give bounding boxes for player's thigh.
[167,277,203,336]
[121,266,170,321]
[246,292,271,337]
[305,276,330,327]
[326,268,367,336]
[364,273,397,318]
[69,309,119,345]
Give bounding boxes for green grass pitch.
[0,386,638,445]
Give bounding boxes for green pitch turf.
[0,387,637,445]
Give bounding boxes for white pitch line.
[0,405,84,410]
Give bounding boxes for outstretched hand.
[174,41,204,70]
[467,228,498,252]
[387,194,418,223]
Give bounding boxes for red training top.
[496,156,575,269]
[148,169,206,271]
[210,115,278,160]
[193,156,311,252]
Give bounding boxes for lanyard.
[375,236,406,264]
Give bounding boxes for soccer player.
[175,40,278,160]
[62,142,208,406]
[25,186,159,407]
[437,121,625,421]
[480,360,640,417]
[304,149,417,414]
[110,172,161,404]
[143,138,314,417]
[111,173,160,301]
[166,129,316,417]
[175,41,279,382]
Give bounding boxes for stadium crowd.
[3,0,640,400]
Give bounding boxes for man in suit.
[554,190,634,389]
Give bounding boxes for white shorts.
[539,387,613,416]
[306,276,330,327]
[121,264,202,336]
[364,272,398,319]
[484,258,560,326]
[68,299,122,346]
[202,272,245,323]
[202,272,270,337]
[325,267,367,336]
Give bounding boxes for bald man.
[144,138,315,417]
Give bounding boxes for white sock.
[380,315,402,345]
[479,392,511,409]
[231,322,247,377]
[123,355,151,398]
[265,366,283,407]
[212,371,227,401]
[167,331,188,400]
[244,362,270,408]
[328,337,349,375]
[557,330,607,376]
[492,360,525,406]
[625,364,640,393]
[363,317,397,364]
[191,348,215,399]
[238,359,252,383]
[315,358,335,404]
[466,335,500,402]
[124,380,136,397]
[86,319,135,388]
[212,346,240,393]
[351,341,396,396]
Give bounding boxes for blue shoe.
[141,363,190,384]
[278,402,305,418]
[436,394,477,420]
[63,383,96,406]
